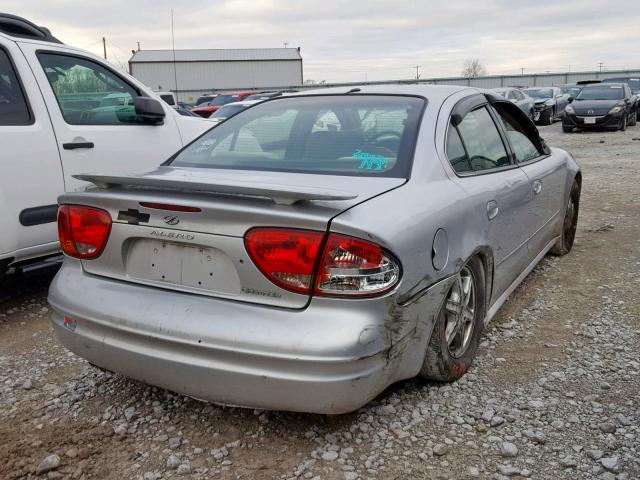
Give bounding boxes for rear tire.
[0,259,10,281]
[562,126,573,133]
[550,180,580,256]
[420,256,486,381]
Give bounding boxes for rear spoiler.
[74,173,358,206]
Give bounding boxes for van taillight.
[58,205,112,259]
[244,228,400,297]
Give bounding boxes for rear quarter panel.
[329,90,493,346]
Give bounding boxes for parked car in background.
[48,85,581,414]
[523,86,570,125]
[491,87,534,119]
[563,83,637,132]
[191,91,259,118]
[560,84,583,99]
[0,14,211,279]
[195,94,217,106]
[208,100,261,125]
[602,76,640,94]
[154,91,176,107]
[175,107,199,117]
[244,91,283,101]
[177,101,195,110]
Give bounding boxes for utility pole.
[598,62,604,72]
[102,37,107,59]
[520,67,524,75]
[284,42,288,48]
[413,65,421,80]
[136,41,141,51]
[171,9,178,95]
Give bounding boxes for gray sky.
[5,0,639,82]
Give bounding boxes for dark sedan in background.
[563,83,638,132]
[491,87,535,119]
[523,86,570,125]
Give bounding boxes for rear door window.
[492,104,542,163]
[37,52,141,125]
[447,107,510,173]
[170,95,425,178]
[0,48,32,125]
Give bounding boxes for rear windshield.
[210,94,239,106]
[169,95,425,178]
[211,104,246,119]
[524,88,553,99]
[576,86,624,100]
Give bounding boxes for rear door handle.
[533,179,543,195]
[63,142,94,150]
[487,200,499,220]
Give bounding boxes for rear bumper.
[48,261,450,413]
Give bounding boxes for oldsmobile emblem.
[163,215,180,226]
[587,110,594,115]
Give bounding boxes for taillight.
[315,234,400,297]
[244,228,400,297]
[244,228,324,294]
[57,205,112,259]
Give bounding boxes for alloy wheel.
[444,266,476,358]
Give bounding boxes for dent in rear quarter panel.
[329,175,488,377]
[328,90,497,377]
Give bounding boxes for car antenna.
[346,88,361,93]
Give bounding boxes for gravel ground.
[1,122,639,480]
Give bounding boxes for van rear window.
[169,95,425,178]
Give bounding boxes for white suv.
[0,14,211,277]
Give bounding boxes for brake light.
[245,228,324,293]
[58,205,112,259]
[244,228,400,297]
[315,234,400,296]
[139,202,201,213]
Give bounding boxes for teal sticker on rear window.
[353,149,389,171]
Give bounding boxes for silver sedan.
[48,85,581,414]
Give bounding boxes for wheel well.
[470,248,494,313]
[574,172,582,192]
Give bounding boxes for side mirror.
[134,96,166,124]
[567,97,574,103]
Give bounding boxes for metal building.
[290,68,640,92]
[129,48,303,102]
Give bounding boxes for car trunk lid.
[63,167,404,308]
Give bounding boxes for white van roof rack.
[0,13,63,44]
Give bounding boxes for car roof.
[582,82,625,88]
[290,84,469,103]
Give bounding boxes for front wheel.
[620,114,627,131]
[541,108,554,125]
[562,126,573,133]
[550,180,580,256]
[628,110,637,127]
[420,257,486,381]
